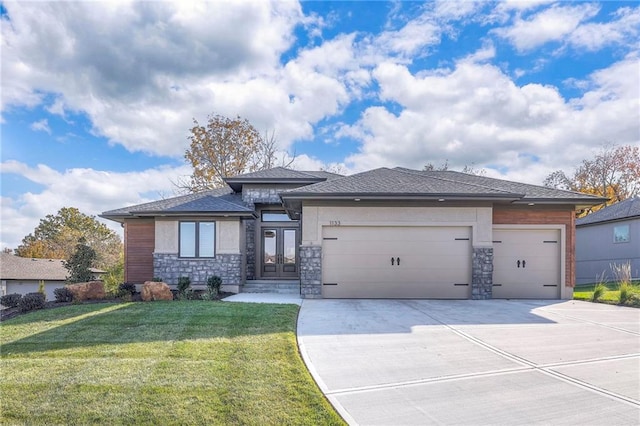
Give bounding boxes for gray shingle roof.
[282,168,519,197]
[101,188,252,220]
[576,197,640,226]
[397,168,602,201]
[223,167,341,191]
[281,167,606,204]
[0,253,68,281]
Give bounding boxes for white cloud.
[29,119,52,135]
[0,161,192,250]
[343,55,640,183]
[494,3,600,51]
[1,1,307,156]
[567,6,640,51]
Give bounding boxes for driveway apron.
[297,299,640,425]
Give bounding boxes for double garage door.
[321,226,561,299]
[322,226,472,299]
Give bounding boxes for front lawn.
[573,281,640,306]
[0,302,344,425]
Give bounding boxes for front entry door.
[261,227,298,278]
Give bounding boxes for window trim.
[613,224,630,244]
[179,221,216,258]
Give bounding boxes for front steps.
[242,280,300,294]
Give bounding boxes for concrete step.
[243,280,300,294]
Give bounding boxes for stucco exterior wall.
[576,218,640,284]
[302,205,493,248]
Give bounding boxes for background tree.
[64,239,97,283]
[15,207,122,269]
[544,144,640,214]
[424,160,486,175]
[181,114,293,192]
[102,253,124,296]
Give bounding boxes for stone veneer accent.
[471,247,493,300]
[244,219,256,280]
[299,245,322,298]
[153,253,242,287]
[242,188,283,205]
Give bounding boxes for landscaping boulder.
[141,281,173,301]
[66,281,106,301]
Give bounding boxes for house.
[101,167,605,300]
[576,197,640,284]
[0,253,106,300]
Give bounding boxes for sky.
[1,0,639,251]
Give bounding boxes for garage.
[492,228,561,299]
[322,226,472,299]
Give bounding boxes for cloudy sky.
[1,0,639,250]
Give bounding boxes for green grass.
[574,281,640,306]
[0,302,344,425]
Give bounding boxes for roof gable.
[576,197,640,226]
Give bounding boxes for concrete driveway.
[297,299,640,425]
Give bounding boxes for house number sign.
[329,220,341,226]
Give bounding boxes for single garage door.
[322,226,471,298]
[492,229,561,299]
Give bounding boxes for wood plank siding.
[493,208,575,288]
[124,220,155,283]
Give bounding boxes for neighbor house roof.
[281,167,607,207]
[0,253,68,281]
[101,187,254,222]
[576,197,640,226]
[224,167,342,191]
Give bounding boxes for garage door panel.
[322,226,471,299]
[323,281,469,299]
[493,229,560,299]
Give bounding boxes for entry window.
[180,221,216,257]
[613,225,630,243]
[261,211,293,222]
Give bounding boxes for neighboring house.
[576,197,640,284]
[0,253,106,300]
[101,167,605,300]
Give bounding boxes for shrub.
[200,291,217,301]
[152,277,163,282]
[625,293,640,307]
[18,292,46,312]
[0,293,22,308]
[591,283,607,302]
[118,282,137,296]
[618,281,631,305]
[207,276,222,295]
[177,276,191,293]
[54,287,74,303]
[176,288,197,301]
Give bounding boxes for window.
[613,224,630,243]
[261,211,294,222]
[180,221,215,257]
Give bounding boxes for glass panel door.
[260,227,298,278]
[262,229,277,277]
